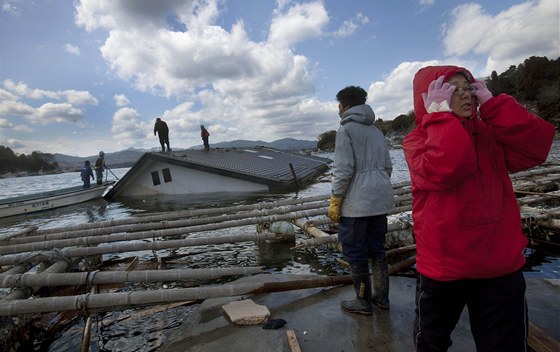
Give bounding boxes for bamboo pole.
[0,226,37,242]
[5,201,329,247]
[0,275,354,316]
[0,208,327,256]
[0,232,280,266]
[23,195,331,237]
[2,260,71,301]
[0,267,264,288]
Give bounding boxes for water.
[0,147,558,351]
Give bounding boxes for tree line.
[0,146,58,175]
[318,55,559,151]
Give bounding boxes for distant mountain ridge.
[53,138,317,171]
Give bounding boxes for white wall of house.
[118,160,269,197]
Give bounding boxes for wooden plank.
[286,329,301,352]
[528,322,560,352]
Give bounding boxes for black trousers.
[413,269,528,352]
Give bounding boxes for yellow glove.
[327,196,343,223]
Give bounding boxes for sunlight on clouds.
[444,0,559,75]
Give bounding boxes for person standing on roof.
[327,86,396,316]
[94,151,106,185]
[403,65,555,351]
[200,125,210,151]
[154,117,171,152]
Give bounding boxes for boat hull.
[0,183,113,218]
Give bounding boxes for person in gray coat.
[328,86,396,315]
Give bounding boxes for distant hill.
[53,139,317,171]
[193,138,317,150]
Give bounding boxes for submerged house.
[104,147,331,199]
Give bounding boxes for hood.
[340,104,375,126]
[413,65,475,125]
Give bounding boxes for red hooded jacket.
[403,65,555,281]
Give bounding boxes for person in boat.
[327,86,396,316]
[94,151,106,186]
[403,65,555,351]
[81,160,94,189]
[154,117,171,152]
[200,124,210,151]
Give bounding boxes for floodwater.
[0,147,558,351]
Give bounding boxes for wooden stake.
[286,329,302,352]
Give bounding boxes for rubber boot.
[341,263,373,315]
[371,255,390,310]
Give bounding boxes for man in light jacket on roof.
[328,85,396,316]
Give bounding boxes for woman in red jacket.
[403,65,555,351]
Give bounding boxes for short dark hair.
[336,86,367,108]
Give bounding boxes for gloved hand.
[422,75,455,113]
[471,79,492,105]
[328,195,342,223]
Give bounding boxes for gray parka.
[331,104,395,217]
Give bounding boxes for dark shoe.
[341,299,373,315]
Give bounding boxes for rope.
[86,270,99,292]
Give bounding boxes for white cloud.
[268,1,329,47]
[443,0,560,75]
[0,81,94,126]
[63,43,80,56]
[0,118,33,132]
[2,79,98,105]
[114,94,130,107]
[332,13,370,38]
[111,107,152,149]
[73,0,334,148]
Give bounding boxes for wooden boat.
[0,181,114,218]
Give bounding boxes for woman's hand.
[422,76,455,113]
[471,79,492,105]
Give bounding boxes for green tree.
[317,130,336,151]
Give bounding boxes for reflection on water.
[1,146,559,351]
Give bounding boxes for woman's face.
[447,74,475,118]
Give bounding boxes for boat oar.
[106,166,120,180]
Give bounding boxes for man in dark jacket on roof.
[154,117,171,152]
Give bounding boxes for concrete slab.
[160,275,559,352]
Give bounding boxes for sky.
[0,0,558,157]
